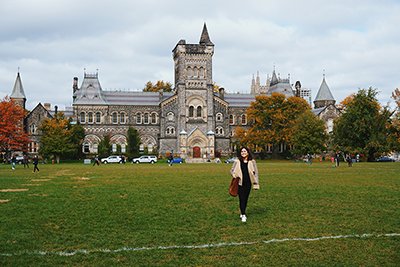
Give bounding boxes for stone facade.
[71,24,255,159]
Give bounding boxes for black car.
[375,156,395,162]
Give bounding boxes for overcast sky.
[1,0,399,110]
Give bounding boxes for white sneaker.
[241,215,247,222]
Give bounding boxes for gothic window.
[196,106,202,117]
[229,115,235,125]
[188,67,193,77]
[121,144,126,153]
[166,127,175,135]
[167,112,174,121]
[83,143,90,153]
[144,113,149,124]
[147,144,153,153]
[96,112,101,123]
[112,144,117,153]
[112,112,118,124]
[216,127,224,136]
[139,144,144,152]
[216,113,223,122]
[88,112,93,124]
[189,106,194,117]
[151,112,157,124]
[30,124,36,134]
[120,112,126,124]
[241,114,247,125]
[80,112,86,123]
[199,67,204,78]
[136,112,142,124]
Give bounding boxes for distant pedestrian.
[33,155,40,173]
[335,152,340,167]
[93,155,100,166]
[121,155,125,164]
[230,147,259,223]
[346,154,353,167]
[168,154,173,166]
[11,155,16,170]
[306,153,312,165]
[23,154,29,168]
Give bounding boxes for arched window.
[144,113,149,124]
[189,106,194,117]
[216,127,224,136]
[80,112,86,123]
[167,112,174,121]
[241,114,247,125]
[188,67,193,77]
[88,112,93,124]
[136,112,142,124]
[120,112,126,124]
[196,106,202,117]
[216,113,223,122]
[30,124,36,134]
[199,67,204,78]
[112,112,118,124]
[229,115,234,125]
[95,112,101,123]
[151,113,157,124]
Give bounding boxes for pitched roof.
[199,23,214,45]
[10,72,26,99]
[224,93,255,107]
[315,76,335,101]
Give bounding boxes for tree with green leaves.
[39,112,84,163]
[68,123,85,159]
[333,87,391,161]
[127,127,141,159]
[143,80,173,92]
[291,110,328,156]
[98,135,111,158]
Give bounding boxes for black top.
[240,161,251,187]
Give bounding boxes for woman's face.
[241,148,249,159]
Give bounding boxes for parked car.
[132,155,157,164]
[375,156,395,162]
[224,157,238,163]
[16,156,24,164]
[169,157,184,164]
[101,155,122,164]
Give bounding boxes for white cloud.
[0,0,399,110]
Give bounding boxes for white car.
[101,155,122,164]
[132,155,157,164]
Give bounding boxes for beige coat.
[230,159,260,189]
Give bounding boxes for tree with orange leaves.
[245,93,310,154]
[0,96,30,158]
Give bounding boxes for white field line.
[1,233,399,257]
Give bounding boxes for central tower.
[172,23,216,159]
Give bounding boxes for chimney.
[73,77,78,93]
[44,103,51,110]
[55,105,58,114]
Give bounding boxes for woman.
[230,147,259,222]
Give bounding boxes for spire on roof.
[10,71,26,99]
[315,75,335,102]
[199,23,214,45]
[270,69,279,86]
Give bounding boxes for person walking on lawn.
[230,147,259,222]
[33,155,40,173]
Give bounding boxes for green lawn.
[0,161,399,266]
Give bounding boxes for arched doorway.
[193,146,201,158]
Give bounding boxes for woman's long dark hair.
[237,147,253,161]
